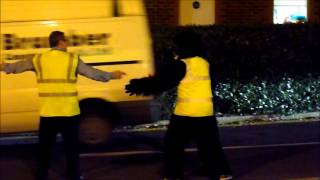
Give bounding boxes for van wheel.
[79,113,112,145]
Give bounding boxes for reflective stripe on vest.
[37,79,77,83]
[176,97,212,103]
[181,75,210,82]
[35,54,43,80]
[39,92,78,97]
[66,53,74,82]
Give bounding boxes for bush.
[151,24,320,118]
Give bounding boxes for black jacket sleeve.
[125,60,186,96]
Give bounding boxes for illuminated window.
[274,0,307,24]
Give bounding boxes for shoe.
[220,175,233,180]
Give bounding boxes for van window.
[273,0,307,24]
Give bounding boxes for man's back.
[34,49,80,117]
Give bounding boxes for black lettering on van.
[1,33,111,50]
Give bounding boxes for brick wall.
[144,0,319,26]
[215,0,273,24]
[309,0,320,23]
[144,0,179,26]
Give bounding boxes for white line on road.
[284,178,320,180]
[80,141,320,158]
[222,142,320,150]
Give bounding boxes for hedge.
[151,24,320,118]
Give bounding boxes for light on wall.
[192,1,200,9]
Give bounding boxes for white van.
[0,0,159,144]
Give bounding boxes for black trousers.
[36,115,80,180]
[164,115,232,180]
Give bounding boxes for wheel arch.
[79,98,121,126]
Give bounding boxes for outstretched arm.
[125,60,186,96]
[77,59,126,82]
[1,59,34,74]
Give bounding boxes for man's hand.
[111,70,126,79]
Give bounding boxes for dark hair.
[49,31,65,47]
[173,30,204,59]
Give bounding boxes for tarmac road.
[0,121,319,180]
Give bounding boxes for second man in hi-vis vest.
[1,31,126,180]
[125,31,232,180]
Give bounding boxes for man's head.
[49,31,67,50]
[173,30,204,59]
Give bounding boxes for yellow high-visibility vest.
[174,56,214,117]
[32,50,80,117]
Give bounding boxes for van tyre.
[79,99,119,145]
[79,113,113,145]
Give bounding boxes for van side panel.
[1,0,146,22]
[0,72,40,132]
[1,0,156,134]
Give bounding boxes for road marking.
[80,141,320,158]
[284,178,320,180]
[223,142,320,150]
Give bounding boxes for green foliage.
[151,24,320,118]
[214,76,320,116]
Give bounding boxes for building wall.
[215,0,274,24]
[144,0,178,26]
[308,0,320,23]
[145,0,319,26]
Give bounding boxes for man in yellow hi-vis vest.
[1,31,126,180]
[125,31,232,180]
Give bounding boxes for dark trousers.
[164,115,232,180]
[36,116,80,180]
